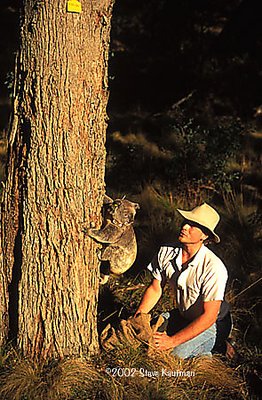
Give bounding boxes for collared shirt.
[147,244,228,321]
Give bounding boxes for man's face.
[178,220,208,245]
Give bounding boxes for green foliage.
[166,118,243,190]
[106,111,243,196]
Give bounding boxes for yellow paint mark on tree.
[67,0,82,14]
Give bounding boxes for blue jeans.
[160,310,217,359]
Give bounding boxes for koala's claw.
[100,274,110,285]
[96,248,103,260]
[82,222,97,235]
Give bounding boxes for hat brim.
[177,209,220,243]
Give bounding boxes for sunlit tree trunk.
[0,0,114,360]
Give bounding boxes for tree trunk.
[0,0,114,361]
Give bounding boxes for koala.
[86,195,139,284]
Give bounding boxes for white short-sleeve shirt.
[147,244,228,321]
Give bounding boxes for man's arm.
[153,300,221,350]
[134,278,162,317]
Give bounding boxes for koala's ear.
[103,194,113,205]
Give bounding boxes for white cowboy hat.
[177,203,220,243]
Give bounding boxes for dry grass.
[47,358,101,400]
[0,357,43,400]
[100,345,247,400]
[112,131,173,160]
[215,188,261,283]
[0,344,248,400]
[0,354,99,400]
[134,185,184,259]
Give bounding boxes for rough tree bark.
[0,0,114,360]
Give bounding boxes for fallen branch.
[171,90,196,109]
[231,276,262,301]
[114,283,146,293]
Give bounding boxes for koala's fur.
[86,195,139,284]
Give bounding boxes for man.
[135,203,228,358]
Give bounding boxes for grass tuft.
[0,358,43,400]
[0,344,248,400]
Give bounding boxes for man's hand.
[153,332,174,351]
[153,301,222,351]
